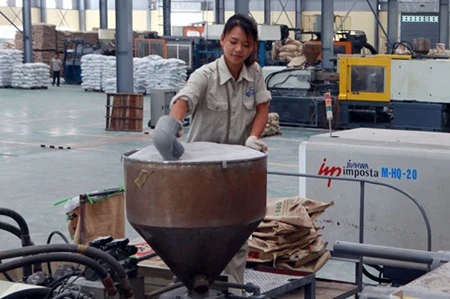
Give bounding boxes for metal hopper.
[123,142,267,296]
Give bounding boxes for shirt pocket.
[243,86,256,110]
[206,90,228,111]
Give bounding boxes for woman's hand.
[152,115,185,160]
[245,136,268,152]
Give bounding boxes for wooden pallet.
[84,88,103,92]
[14,86,48,90]
[105,93,144,132]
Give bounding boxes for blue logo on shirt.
[245,87,255,97]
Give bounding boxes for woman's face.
[220,26,255,68]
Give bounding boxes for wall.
[0,7,40,39]
[0,5,398,55]
[47,8,79,31]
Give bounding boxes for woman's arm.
[170,99,189,122]
[250,102,269,137]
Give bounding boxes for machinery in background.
[337,54,450,131]
[159,24,281,74]
[265,48,450,132]
[264,43,339,127]
[305,30,378,57]
[63,39,102,85]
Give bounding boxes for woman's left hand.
[245,136,268,152]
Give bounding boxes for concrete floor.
[0,85,367,294]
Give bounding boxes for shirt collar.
[218,55,254,85]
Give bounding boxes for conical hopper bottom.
[131,220,262,293]
[303,42,322,64]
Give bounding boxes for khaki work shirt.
[171,56,271,145]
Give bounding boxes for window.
[62,0,72,9]
[46,0,56,9]
[351,66,385,93]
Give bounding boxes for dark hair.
[280,25,289,40]
[222,13,259,66]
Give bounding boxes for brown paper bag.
[67,192,125,245]
[276,251,331,273]
[265,197,314,228]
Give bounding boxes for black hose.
[45,270,84,299]
[0,208,33,247]
[46,231,70,277]
[0,253,108,279]
[0,253,116,296]
[0,268,15,282]
[363,265,391,284]
[363,43,378,54]
[1,287,51,299]
[47,231,70,245]
[0,244,132,298]
[0,208,34,279]
[47,270,83,288]
[0,221,25,282]
[0,221,22,239]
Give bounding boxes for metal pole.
[439,0,449,47]
[214,0,225,24]
[163,0,171,36]
[374,0,379,53]
[0,11,22,33]
[336,0,358,32]
[321,0,334,69]
[355,181,365,291]
[22,0,33,63]
[40,0,47,23]
[366,0,390,52]
[264,0,271,25]
[387,0,399,53]
[100,0,108,29]
[295,0,302,29]
[235,0,249,15]
[334,241,436,264]
[146,0,152,30]
[78,0,86,32]
[115,0,134,93]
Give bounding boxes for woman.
[169,13,271,151]
[153,13,271,293]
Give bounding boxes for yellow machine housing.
[338,55,411,102]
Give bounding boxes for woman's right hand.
[152,115,185,161]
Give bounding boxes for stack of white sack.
[102,56,116,93]
[11,63,50,88]
[133,57,145,94]
[134,55,163,93]
[152,58,188,89]
[80,54,105,91]
[0,50,20,87]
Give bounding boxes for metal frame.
[57,7,70,29]
[134,38,167,58]
[274,0,294,27]
[267,170,432,292]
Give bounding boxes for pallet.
[84,88,103,93]
[14,86,48,90]
[0,86,12,89]
[105,93,144,132]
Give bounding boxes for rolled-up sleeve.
[170,68,208,115]
[254,64,272,106]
